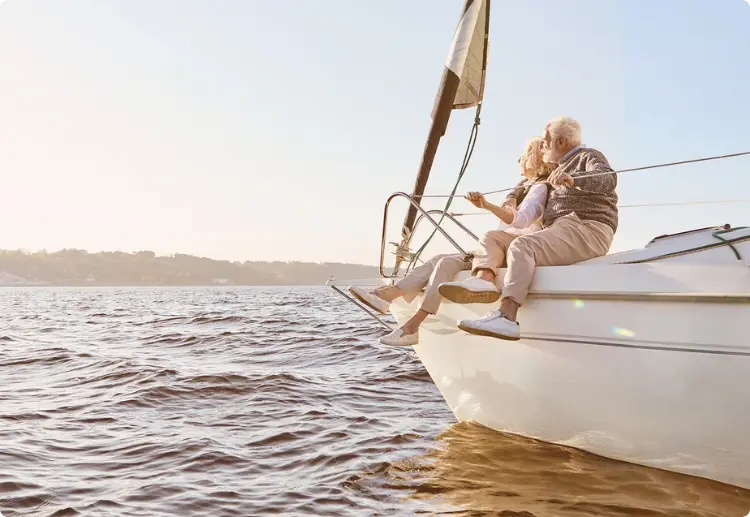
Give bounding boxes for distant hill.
[0,249,385,286]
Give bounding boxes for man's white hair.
[546,116,582,146]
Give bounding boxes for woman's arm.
[482,200,515,225]
[502,178,527,207]
[465,191,514,224]
[467,186,547,227]
[508,183,548,229]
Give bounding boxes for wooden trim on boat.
[527,291,750,304]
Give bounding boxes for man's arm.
[572,150,617,193]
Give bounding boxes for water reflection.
[397,422,750,517]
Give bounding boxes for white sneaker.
[438,276,500,304]
[458,310,520,341]
[378,328,419,346]
[348,286,391,315]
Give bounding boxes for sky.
[0,0,749,265]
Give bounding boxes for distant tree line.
[0,249,382,286]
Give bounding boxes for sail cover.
[438,0,489,113]
[400,0,490,244]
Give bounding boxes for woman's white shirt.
[501,182,548,236]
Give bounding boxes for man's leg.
[460,215,613,340]
[439,230,517,303]
[502,216,613,312]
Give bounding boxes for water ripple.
[0,286,747,517]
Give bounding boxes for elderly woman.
[438,137,556,303]
[348,136,555,346]
[452,116,618,341]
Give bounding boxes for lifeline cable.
[414,150,750,200]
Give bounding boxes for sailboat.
[328,0,750,490]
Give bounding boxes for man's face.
[543,128,564,164]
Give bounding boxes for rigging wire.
[405,104,483,274]
[401,149,750,267]
[413,150,750,200]
[447,198,750,217]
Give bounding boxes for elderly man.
[444,116,618,340]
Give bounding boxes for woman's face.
[520,142,543,179]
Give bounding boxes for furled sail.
[441,0,490,112]
[397,0,490,269]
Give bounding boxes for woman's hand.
[465,191,486,209]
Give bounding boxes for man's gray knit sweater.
[507,148,618,232]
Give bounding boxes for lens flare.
[613,327,636,338]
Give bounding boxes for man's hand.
[549,171,575,189]
[465,191,486,209]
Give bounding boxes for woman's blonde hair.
[519,137,554,181]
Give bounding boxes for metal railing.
[403,209,482,276]
[379,192,481,279]
[325,276,395,330]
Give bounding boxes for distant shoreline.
[0,283,346,288]
[0,249,384,288]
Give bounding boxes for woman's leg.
[378,254,469,346]
[437,231,517,304]
[471,230,518,280]
[400,255,470,334]
[386,253,460,303]
[351,254,460,315]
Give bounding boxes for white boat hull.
[385,227,750,489]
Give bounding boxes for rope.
[398,149,750,272]
[406,104,483,274]
[447,198,750,217]
[413,150,750,200]
[619,199,750,208]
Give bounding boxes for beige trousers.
[471,230,519,274]
[502,213,614,306]
[396,253,471,314]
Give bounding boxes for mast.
[394,0,490,273]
